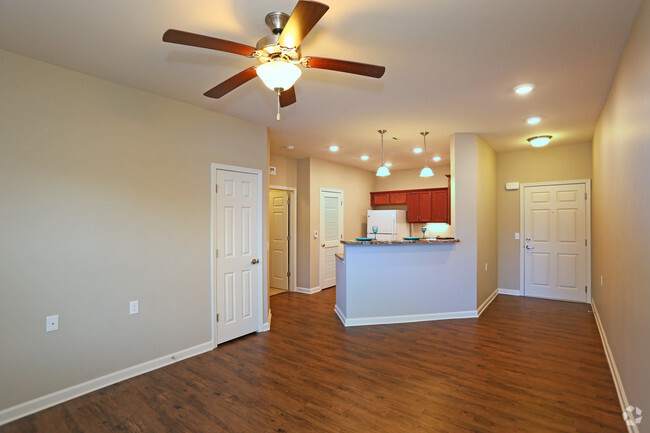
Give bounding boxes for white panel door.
[320,190,343,289]
[524,183,587,302]
[216,169,259,344]
[269,189,289,290]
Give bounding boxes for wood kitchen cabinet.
[372,187,449,223]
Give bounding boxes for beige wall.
[374,166,450,190]
[592,0,649,416]
[476,137,498,307]
[269,153,297,189]
[296,159,311,288]
[496,142,592,290]
[0,50,269,411]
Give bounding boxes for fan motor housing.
[256,12,301,63]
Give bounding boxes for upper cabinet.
[371,187,449,224]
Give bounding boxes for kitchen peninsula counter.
[335,237,478,327]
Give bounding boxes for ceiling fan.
[163,0,385,120]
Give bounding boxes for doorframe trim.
[211,163,265,348]
[269,185,297,292]
[518,179,591,302]
[319,188,344,290]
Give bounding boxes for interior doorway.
[319,188,344,290]
[520,180,591,303]
[269,186,296,295]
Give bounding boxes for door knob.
[322,244,325,247]
[525,245,534,250]
[251,258,259,264]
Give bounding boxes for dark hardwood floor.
[2,289,625,433]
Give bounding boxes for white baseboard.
[498,288,522,296]
[0,341,213,427]
[294,286,321,295]
[591,300,638,433]
[477,289,498,316]
[335,308,478,327]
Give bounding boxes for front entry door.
[269,189,289,290]
[523,182,588,302]
[216,169,260,344]
[319,189,343,289]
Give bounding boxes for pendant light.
[376,129,390,177]
[419,131,434,177]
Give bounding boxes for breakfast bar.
[335,238,480,327]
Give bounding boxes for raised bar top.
[341,238,460,246]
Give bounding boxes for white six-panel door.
[523,183,587,302]
[216,169,260,344]
[320,189,343,289]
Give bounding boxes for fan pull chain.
[276,89,281,121]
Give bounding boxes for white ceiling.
[0,0,641,171]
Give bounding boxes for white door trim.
[518,179,591,302]
[269,185,297,292]
[319,188,344,290]
[211,163,265,348]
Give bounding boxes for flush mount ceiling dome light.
[419,131,434,177]
[514,83,535,95]
[527,135,552,147]
[376,129,390,177]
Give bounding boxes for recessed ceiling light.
[285,145,294,150]
[385,162,392,167]
[432,156,441,162]
[514,83,535,95]
[527,135,552,147]
[360,155,369,160]
[413,148,423,154]
[329,145,339,152]
[526,116,542,125]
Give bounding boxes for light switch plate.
[505,182,520,190]
[514,233,520,240]
[46,315,59,332]
[129,300,139,315]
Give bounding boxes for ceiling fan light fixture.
[527,135,552,147]
[256,60,302,92]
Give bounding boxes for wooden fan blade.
[163,29,257,57]
[280,86,297,107]
[304,57,385,78]
[204,67,258,98]
[277,1,329,50]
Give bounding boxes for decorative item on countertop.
[355,237,373,241]
[421,225,427,239]
[372,225,379,240]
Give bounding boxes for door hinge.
[287,271,291,277]
[585,239,587,247]
[585,286,587,293]
[216,314,219,322]
[584,192,587,200]
[287,199,291,205]
[287,234,291,241]
[216,249,218,258]
[215,184,218,193]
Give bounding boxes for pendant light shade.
[419,131,434,178]
[376,129,390,177]
[377,165,390,176]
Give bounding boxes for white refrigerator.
[367,210,409,240]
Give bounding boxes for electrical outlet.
[514,233,520,240]
[46,315,59,332]
[129,300,139,315]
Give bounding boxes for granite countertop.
[341,238,460,246]
[335,253,344,261]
